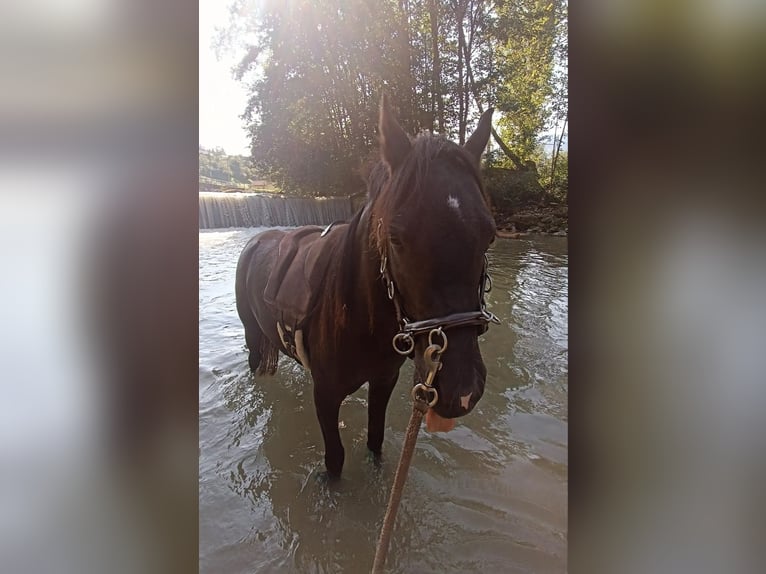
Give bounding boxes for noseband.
[375,219,500,357]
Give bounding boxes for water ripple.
[200,230,567,573]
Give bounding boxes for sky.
[199,0,251,156]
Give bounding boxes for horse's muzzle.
[431,374,485,419]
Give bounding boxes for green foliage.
[485,144,567,210]
[494,0,566,160]
[199,146,276,189]
[530,143,568,202]
[218,0,568,198]
[483,166,546,211]
[548,150,568,201]
[199,146,252,184]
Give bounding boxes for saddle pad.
[263,224,345,328]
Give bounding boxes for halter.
[375,218,500,357]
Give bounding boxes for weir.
[199,192,355,229]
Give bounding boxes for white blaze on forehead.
[447,194,460,212]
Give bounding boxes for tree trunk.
[463,0,476,144]
[549,122,558,188]
[428,0,444,133]
[397,0,416,133]
[458,8,524,169]
[455,0,466,143]
[550,117,567,188]
[465,61,523,169]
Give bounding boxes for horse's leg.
[367,372,399,456]
[313,383,345,477]
[235,251,262,373]
[244,323,263,373]
[235,289,262,373]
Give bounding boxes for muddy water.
[199,229,567,573]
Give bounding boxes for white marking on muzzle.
[460,392,473,410]
[447,195,460,213]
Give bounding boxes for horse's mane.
[315,198,367,348]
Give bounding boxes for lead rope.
[371,219,496,572]
[370,397,428,574]
[371,329,446,574]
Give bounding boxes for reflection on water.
[200,229,567,573]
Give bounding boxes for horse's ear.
[464,108,494,162]
[379,94,411,171]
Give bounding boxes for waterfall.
[199,192,356,229]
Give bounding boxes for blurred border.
[570,2,765,573]
[3,0,764,572]
[0,1,198,573]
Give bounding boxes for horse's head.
[371,96,496,422]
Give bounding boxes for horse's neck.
[348,209,397,335]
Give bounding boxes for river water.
[199,228,568,573]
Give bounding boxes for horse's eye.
[390,235,403,247]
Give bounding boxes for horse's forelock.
[368,134,487,246]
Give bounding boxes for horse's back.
[236,228,284,305]
[237,228,286,273]
[236,224,346,332]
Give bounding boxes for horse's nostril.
[459,392,473,410]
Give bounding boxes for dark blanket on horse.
[263,223,346,332]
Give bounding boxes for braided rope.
[371,398,430,574]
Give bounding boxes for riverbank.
[493,203,568,237]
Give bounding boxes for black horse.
[235,96,496,477]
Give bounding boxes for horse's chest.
[309,328,404,380]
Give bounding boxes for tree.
[216,0,567,198]
[493,0,563,161]
[547,2,568,191]
[199,146,259,186]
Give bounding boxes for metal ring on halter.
[392,332,415,355]
[483,273,492,293]
[411,383,438,407]
[427,328,448,352]
[387,280,395,300]
[380,253,387,275]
